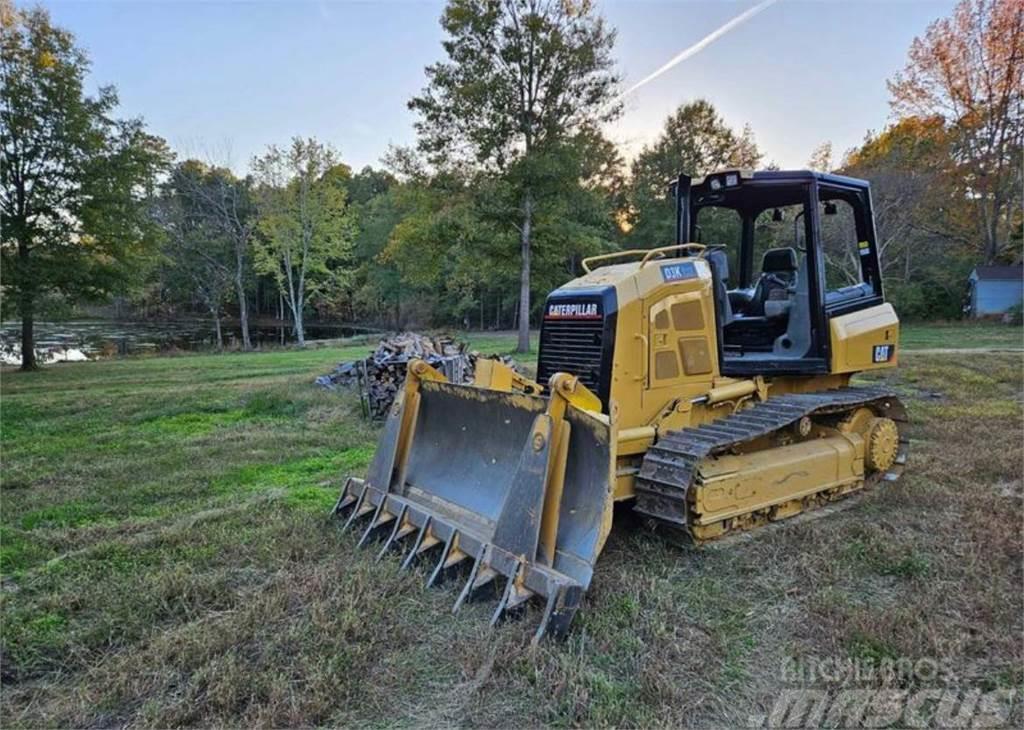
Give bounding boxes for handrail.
[581,249,655,273]
[581,244,707,273]
[638,243,706,268]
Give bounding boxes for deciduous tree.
[628,100,761,247]
[807,142,834,172]
[888,0,1024,264]
[841,118,975,319]
[155,161,239,349]
[0,1,170,369]
[169,161,257,348]
[252,138,355,347]
[410,0,621,353]
[347,167,403,326]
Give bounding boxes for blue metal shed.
[967,265,1024,317]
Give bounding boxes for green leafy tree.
[628,100,762,247]
[252,138,356,346]
[503,128,626,294]
[348,165,397,207]
[352,190,404,327]
[0,1,171,369]
[346,166,404,326]
[410,0,621,352]
[379,129,625,332]
[382,172,514,329]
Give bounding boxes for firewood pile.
[315,332,518,419]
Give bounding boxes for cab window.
[753,203,807,271]
[818,187,881,310]
[694,205,742,277]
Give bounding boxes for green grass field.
[898,321,1023,350]
[1,323,1021,727]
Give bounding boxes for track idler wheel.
[865,417,899,472]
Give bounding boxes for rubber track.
[633,386,907,534]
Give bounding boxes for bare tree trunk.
[395,279,402,330]
[213,312,223,350]
[20,289,36,371]
[281,254,307,347]
[517,192,533,354]
[234,262,252,350]
[985,206,1001,264]
[284,297,306,346]
[294,307,306,347]
[18,237,36,370]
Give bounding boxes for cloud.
[622,0,779,97]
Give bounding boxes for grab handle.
[634,334,648,383]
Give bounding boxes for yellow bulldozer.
[333,169,908,641]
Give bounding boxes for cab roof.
[692,169,870,191]
[746,169,871,189]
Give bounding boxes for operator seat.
[772,254,812,358]
[749,247,798,316]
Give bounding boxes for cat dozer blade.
[333,359,616,642]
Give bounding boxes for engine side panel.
[829,303,900,373]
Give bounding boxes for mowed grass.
[898,320,1023,350]
[1,327,1022,727]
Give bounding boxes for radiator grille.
[537,319,605,393]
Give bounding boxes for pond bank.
[0,318,382,364]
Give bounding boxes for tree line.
[2,0,1021,370]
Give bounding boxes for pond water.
[0,319,378,364]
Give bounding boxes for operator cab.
[673,169,885,375]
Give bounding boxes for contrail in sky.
[622,0,780,97]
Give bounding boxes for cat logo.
[545,302,600,320]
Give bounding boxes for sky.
[39,0,958,174]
